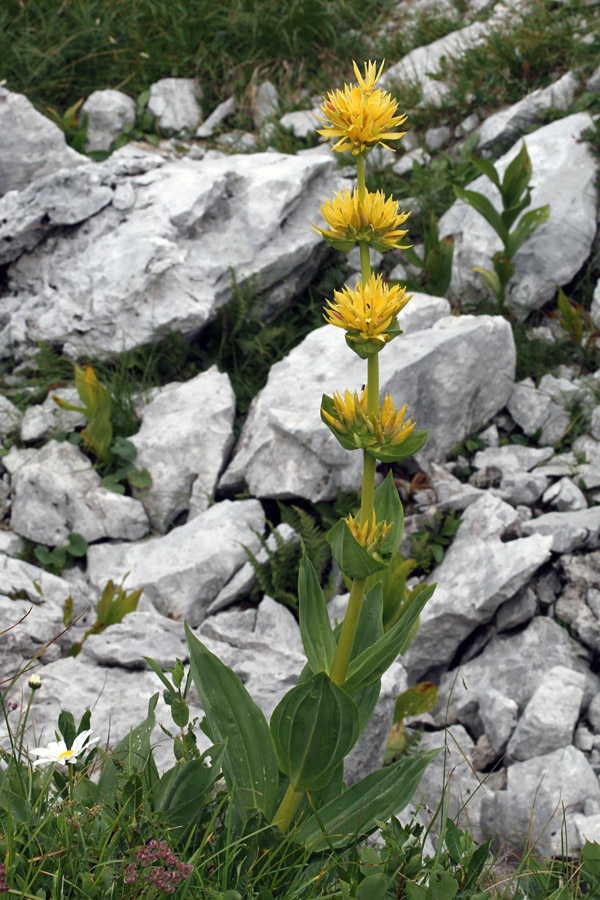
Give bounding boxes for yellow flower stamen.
[59,750,74,759]
[324,274,411,343]
[353,59,385,94]
[312,187,411,252]
[346,511,392,555]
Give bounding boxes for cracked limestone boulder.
[0,87,84,197]
[9,440,150,546]
[80,89,137,152]
[130,366,236,532]
[1,146,341,361]
[439,113,598,319]
[85,499,264,626]
[220,311,515,501]
[401,494,553,679]
[147,78,203,135]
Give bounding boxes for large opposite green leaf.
[296,749,440,850]
[344,583,435,693]
[373,471,404,557]
[501,141,531,209]
[298,551,336,675]
[154,742,226,840]
[467,152,500,189]
[270,671,359,791]
[506,205,550,258]
[327,518,388,579]
[453,186,508,245]
[185,623,279,822]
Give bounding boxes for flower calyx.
[312,187,411,253]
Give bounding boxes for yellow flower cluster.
[345,511,392,555]
[317,60,407,155]
[313,187,410,253]
[324,274,411,345]
[322,388,416,449]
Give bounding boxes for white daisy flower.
[30,729,99,768]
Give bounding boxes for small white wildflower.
[30,729,99,768]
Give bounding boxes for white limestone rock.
[491,470,549,506]
[20,387,86,443]
[507,665,586,760]
[221,314,515,501]
[254,81,280,127]
[481,746,600,854]
[402,494,553,678]
[419,462,484,512]
[81,89,136,152]
[478,689,518,753]
[9,440,150,546]
[195,96,235,138]
[507,375,575,445]
[495,585,537,632]
[1,148,340,361]
[85,499,264,626]
[439,114,598,319]
[81,610,188,669]
[279,108,321,139]
[425,125,452,150]
[130,367,235,532]
[472,444,553,473]
[521,507,600,553]
[148,78,203,134]
[543,476,588,511]
[0,87,83,197]
[476,71,579,153]
[391,148,431,176]
[0,396,22,440]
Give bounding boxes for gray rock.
[436,616,598,727]
[81,610,188,669]
[521,507,600,553]
[495,586,537,632]
[86,499,264,626]
[591,406,600,441]
[455,112,480,137]
[573,813,600,847]
[254,81,280,127]
[507,376,574,446]
[195,96,235,138]
[478,689,518,753]
[507,665,586,760]
[481,746,600,854]
[217,130,257,152]
[419,462,484,512]
[425,125,452,150]
[589,693,600,733]
[560,551,600,589]
[2,148,339,361]
[0,87,83,197]
[575,723,594,753]
[476,71,578,153]
[208,524,298,613]
[147,78,203,134]
[279,108,321,139]
[0,396,22,440]
[0,531,26,558]
[382,21,491,106]
[543,476,587,511]
[344,661,408,784]
[402,494,553,678]
[473,444,553,473]
[586,64,600,92]
[555,588,600,653]
[130,367,235,532]
[20,387,86,443]
[221,313,515,501]
[491,470,549,506]
[9,440,150,546]
[0,164,114,265]
[391,148,431,176]
[81,89,136,152]
[439,114,598,319]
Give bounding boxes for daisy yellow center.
[59,749,74,758]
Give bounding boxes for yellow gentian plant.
[184,61,437,849]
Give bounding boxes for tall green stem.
[330,576,367,685]
[272,783,304,832]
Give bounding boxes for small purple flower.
[0,864,8,893]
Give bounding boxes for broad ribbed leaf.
[344,583,435,693]
[298,551,336,675]
[185,623,279,822]
[373,471,404,557]
[467,152,500,188]
[270,671,359,791]
[501,141,531,208]
[327,518,388,579]
[154,743,226,840]
[500,194,530,232]
[506,205,550,258]
[296,748,440,850]
[453,186,508,244]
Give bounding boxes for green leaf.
[501,141,531,209]
[401,244,425,271]
[506,205,550,258]
[491,250,515,286]
[185,623,279,822]
[444,817,464,864]
[57,711,76,748]
[127,466,152,489]
[327,518,388,579]
[66,532,88,558]
[467,152,500,188]
[367,429,429,463]
[296,748,440,850]
[102,474,125,494]
[97,694,159,805]
[34,546,53,566]
[154,743,226,841]
[344,583,435,693]
[463,837,493,890]
[170,698,190,728]
[373,471,404,558]
[393,682,437,723]
[356,874,389,900]
[472,266,502,301]
[298,551,337,675]
[112,436,137,460]
[51,395,86,414]
[453,186,508,244]
[144,656,176,694]
[270,671,359,791]
[500,193,531,232]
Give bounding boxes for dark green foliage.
[410,509,462,574]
